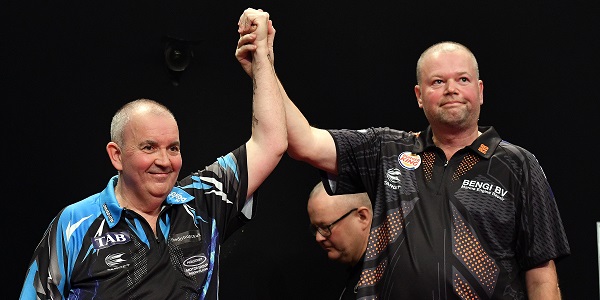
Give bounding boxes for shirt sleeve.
[516,150,571,269]
[178,144,252,243]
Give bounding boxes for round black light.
[164,40,193,72]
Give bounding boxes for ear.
[478,79,484,105]
[356,207,372,229]
[415,85,424,108]
[106,142,124,171]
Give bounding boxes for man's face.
[415,49,483,130]
[308,192,361,265]
[118,112,182,201]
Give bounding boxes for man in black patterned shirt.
[236,16,570,299]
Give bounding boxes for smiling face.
[415,44,484,131]
[108,102,182,205]
[120,111,182,200]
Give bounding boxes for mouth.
[149,172,175,181]
[320,244,331,251]
[441,100,463,106]
[149,169,174,175]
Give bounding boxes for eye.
[142,145,154,151]
[169,145,180,153]
[459,77,469,83]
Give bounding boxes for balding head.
[308,181,372,212]
[307,182,372,266]
[110,99,175,147]
[416,41,479,85]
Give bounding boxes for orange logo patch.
[478,144,489,154]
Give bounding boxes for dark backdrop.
[5,1,598,299]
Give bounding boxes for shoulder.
[57,193,104,224]
[178,145,248,188]
[497,140,538,161]
[495,140,549,180]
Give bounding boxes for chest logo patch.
[398,151,421,170]
[183,254,209,276]
[171,230,202,246]
[105,252,128,268]
[93,232,131,250]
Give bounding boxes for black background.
[5,1,598,299]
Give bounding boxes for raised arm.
[238,8,287,198]
[236,14,338,175]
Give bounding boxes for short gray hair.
[416,41,479,85]
[110,98,174,146]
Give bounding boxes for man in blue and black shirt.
[20,9,285,300]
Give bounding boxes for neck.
[114,182,162,217]
[431,126,481,160]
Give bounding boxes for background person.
[307,181,372,300]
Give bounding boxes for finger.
[238,8,268,34]
[236,33,256,48]
[268,20,275,35]
[236,44,257,56]
[238,9,254,33]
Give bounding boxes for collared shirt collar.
[413,125,502,159]
[98,175,194,228]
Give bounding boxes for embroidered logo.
[183,254,209,276]
[398,151,421,170]
[102,203,114,223]
[93,232,131,250]
[104,252,130,271]
[460,179,508,201]
[105,253,126,267]
[168,190,191,203]
[384,168,403,190]
[171,230,202,246]
[386,168,402,184]
[478,143,489,154]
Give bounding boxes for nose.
[445,79,459,94]
[315,231,327,242]
[154,149,172,166]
